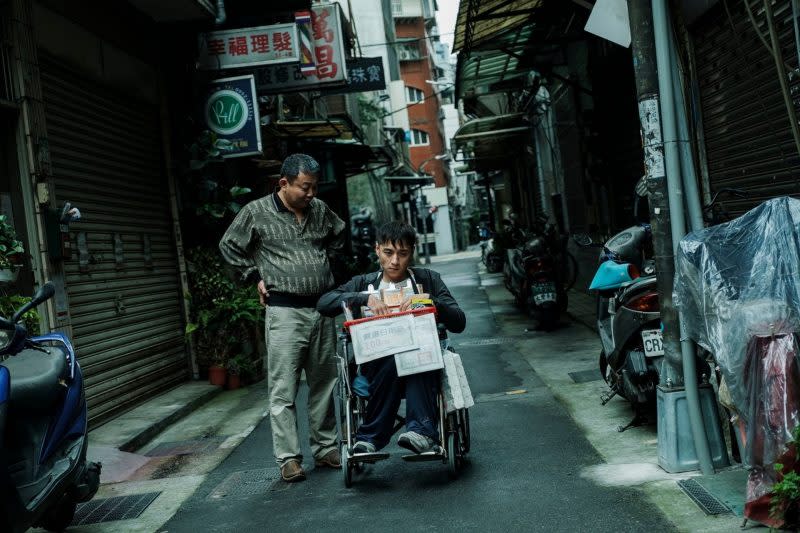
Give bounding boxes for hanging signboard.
[204,75,262,158]
[198,23,300,70]
[326,57,386,94]
[254,3,348,93]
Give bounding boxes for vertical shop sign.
[204,75,262,158]
[255,3,348,93]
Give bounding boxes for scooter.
[1,281,101,532]
[480,230,504,273]
[578,224,663,428]
[504,223,566,331]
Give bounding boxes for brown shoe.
[280,459,306,482]
[314,449,341,469]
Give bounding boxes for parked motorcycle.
[576,224,663,428]
[503,217,571,331]
[1,281,101,532]
[479,228,504,273]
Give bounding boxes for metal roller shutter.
[40,58,188,426]
[692,0,800,216]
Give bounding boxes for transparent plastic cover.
[674,196,800,466]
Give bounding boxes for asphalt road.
[161,258,676,533]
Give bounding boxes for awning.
[383,175,433,186]
[453,114,531,173]
[265,118,355,140]
[453,0,543,53]
[454,1,587,104]
[452,113,529,144]
[310,140,394,177]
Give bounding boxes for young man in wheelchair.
[317,221,466,454]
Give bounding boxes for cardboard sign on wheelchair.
[346,308,444,375]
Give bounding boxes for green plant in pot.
[0,215,24,281]
[184,247,264,385]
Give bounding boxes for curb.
[119,385,223,452]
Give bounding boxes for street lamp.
[416,154,451,265]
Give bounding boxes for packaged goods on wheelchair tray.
[346,307,444,375]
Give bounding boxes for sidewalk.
[476,265,745,533]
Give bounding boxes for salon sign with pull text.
[204,75,262,158]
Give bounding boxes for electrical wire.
[358,32,456,48]
[382,85,453,117]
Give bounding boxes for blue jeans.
[355,356,439,450]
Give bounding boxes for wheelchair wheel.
[447,431,460,478]
[458,409,471,454]
[341,443,353,487]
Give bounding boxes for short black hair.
[376,220,417,249]
[281,154,321,183]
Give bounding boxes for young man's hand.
[367,294,390,315]
[257,280,269,306]
[398,294,432,312]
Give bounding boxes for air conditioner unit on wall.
[398,49,415,61]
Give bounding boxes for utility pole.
[627,0,682,386]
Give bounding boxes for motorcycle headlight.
[0,329,12,351]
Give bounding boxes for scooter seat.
[1,346,67,412]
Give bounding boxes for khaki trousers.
[265,305,338,465]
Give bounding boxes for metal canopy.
[452,113,529,150]
[265,119,354,140]
[453,0,543,53]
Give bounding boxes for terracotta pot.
[208,365,226,387]
[226,373,241,390]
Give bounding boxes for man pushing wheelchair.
[317,220,466,457]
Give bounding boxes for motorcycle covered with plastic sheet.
[674,196,800,529]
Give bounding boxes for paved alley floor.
[157,257,678,533]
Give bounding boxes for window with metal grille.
[392,0,402,16]
[410,128,429,146]
[406,86,424,103]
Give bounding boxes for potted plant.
[0,215,25,282]
[226,354,254,390]
[184,247,264,386]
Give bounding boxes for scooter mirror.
[573,233,593,247]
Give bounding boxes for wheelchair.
[335,309,471,487]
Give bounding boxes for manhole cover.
[677,478,733,515]
[568,369,603,384]
[145,437,225,457]
[72,492,161,525]
[207,468,281,499]
[457,337,521,346]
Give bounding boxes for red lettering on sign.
[228,36,248,56]
[251,34,270,54]
[208,38,226,56]
[311,8,334,43]
[272,32,293,52]
[315,44,337,79]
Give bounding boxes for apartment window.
[392,0,402,15]
[410,129,429,146]
[406,86,425,103]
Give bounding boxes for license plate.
[533,293,556,305]
[532,282,556,305]
[641,329,664,357]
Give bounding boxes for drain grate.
[457,337,521,346]
[72,492,161,525]
[207,468,281,499]
[677,478,733,515]
[145,437,225,457]
[568,369,603,384]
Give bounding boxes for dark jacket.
[316,268,466,334]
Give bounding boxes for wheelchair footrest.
[401,448,444,462]
[350,452,390,464]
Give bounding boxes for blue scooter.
[1,281,100,532]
